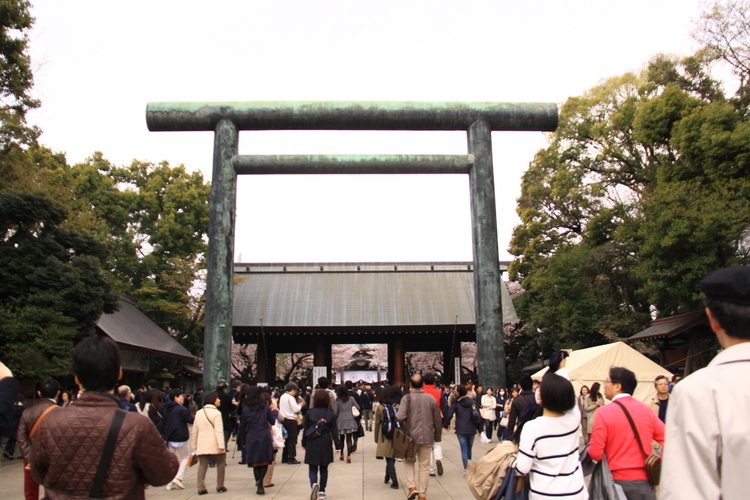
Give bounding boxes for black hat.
[700,266,750,306]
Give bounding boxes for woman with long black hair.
[584,382,604,444]
[242,386,278,495]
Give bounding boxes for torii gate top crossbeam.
[146,101,557,132]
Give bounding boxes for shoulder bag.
[392,428,415,460]
[612,400,661,486]
[88,410,126,499]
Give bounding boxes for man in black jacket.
[162,389,195,490]
[216,380,235,448]
[507,375,539,443]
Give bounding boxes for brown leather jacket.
[17,398,58,463]
[31,392,178,499]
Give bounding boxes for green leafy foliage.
[0,190,119,378]
[0,0,39,151]
[511,17,750,350]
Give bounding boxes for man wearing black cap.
[661,266,750,500]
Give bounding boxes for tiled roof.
[96,297,195,361]
[627,311,707,341]
[233,262,517,328]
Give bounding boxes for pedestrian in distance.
[508,375,539,443]
[661,266,750,500]
[117,385,137,412]
[361,385,375,431]
[583,382,604,444]
[421,372,445,477]
[345,380,362,452]
[442,384,478,476]
[278,382,305,465]
[260,390,279,489]
[577,385,589,444]
[500,388,517,442]
[494,388,507,437]
[374,385,402,490]
[242,385,278,495]
[648,375,670,424]
[163,389,196,490]
[216,380,236,449]
[333,385,360,463]
[303,389,341,500]
[236,383,251,465]
[190,392,226,495]
[58,391,72,408]
[480,387,497,442]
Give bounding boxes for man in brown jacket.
[31,337,178,499]
[397,374,442,500]
[18,377,59,500]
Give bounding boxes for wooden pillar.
[389,338,405,386]
[314,337,332,380]
[443,332,462,385]
[256,340,267,384]
[267,342,277,385]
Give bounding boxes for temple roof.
[96,296,195,361]
[232,262,517,329]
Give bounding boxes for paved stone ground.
[0,428,501,500]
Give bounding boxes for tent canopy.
[531,342,670,403]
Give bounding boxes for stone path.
[0,428,500,499]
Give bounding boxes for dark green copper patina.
[146,101,558,391]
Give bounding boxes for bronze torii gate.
[146,101,557,391]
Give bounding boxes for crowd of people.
[0,265,749,500]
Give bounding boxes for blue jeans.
[457,433,474,470]
[498,424,508,441]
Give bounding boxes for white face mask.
[499,391,505,396]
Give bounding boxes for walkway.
[0,429,498,499]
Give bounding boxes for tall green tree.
[510,28,750,347]
[0,190,119,378]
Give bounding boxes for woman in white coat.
[190,392,226,495]
[480,387,497,441]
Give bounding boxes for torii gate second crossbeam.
[146,101,558,390]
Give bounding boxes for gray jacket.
[397,389,442,445]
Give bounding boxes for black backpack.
[382,403,402,440]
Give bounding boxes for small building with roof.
[626,311,712,376]
[96,296,196,388]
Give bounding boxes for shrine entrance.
[147,101,557,390]
[231,261,517,386]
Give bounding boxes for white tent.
[531,342,670,403]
